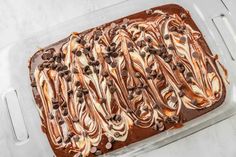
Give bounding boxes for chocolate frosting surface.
[29,4,226,157]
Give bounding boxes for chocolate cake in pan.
[29,4,226,157]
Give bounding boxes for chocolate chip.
[121,70,128,78]
[186,71,193,78]
[137,41,142,47]
[147,75,152,80]
[95,150,102,156]
[73,135,80,142]
[178,90,184,97]
[149,48,158,54]
[107,80,113,86]
[52,98,58,104]
[164,55,172,63]
[105,142,112,150]
[49,113,54,119]
[74,81,81,87]
[105,115,111,121]
[157,74,164,80]
[76,50,82,57]
[56,137,62,144]
[114,132,120,138]
[100,98,106,104]
[43,62,50,68]
[113,114,122,122]
[67,131,75,138]
[177,62,185,73]
[135,72,141,78]
[72,117,80,123]
[61,101,67,108]
[58,119,64,125]
[79,98,84,104]
[83,48,90,55]
[179,36,186,44]
[41,52,53,60]
[72,67,78,74]
[77,91,83,98]
[62,109,68,116]
[95,29,102,36]
[102,71,109,77]
[140,51,146,58]
[86,69,93,75]
[82,88,89,94]
[153,103,160,109]
[139,26,145,31]
[127,86,135,91]
[168,44,175,50]
[127,42,133,48]
[111,61,117,68]
[146,36,152,43]
[31,80,36,87]
[164,34,170,40]
[52,103,59,110]
[65,75,71,82]
[105,57,112,64]
[170,96,178,103]
[94,68,99,74]
[110,86,116,94]
[38,64,44,71]
[111,52,119,58]
[145,67,152,73]
[67,89,73,95]
[90,147,97,154]
[192,51,199,59]
[177,84,184,90]
[128,94,133,100]
[134,119,140,125]
[171,64,177,70]
[135,88,142,95]
[191,99,198,105]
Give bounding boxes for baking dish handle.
[212,13,236,61]
[2,89,29,143]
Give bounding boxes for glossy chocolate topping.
[29,4,226,157]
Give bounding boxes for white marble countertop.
[0,0,236,157]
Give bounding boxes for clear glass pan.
[0,0,236,156]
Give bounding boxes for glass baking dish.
[1,0,236,156]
